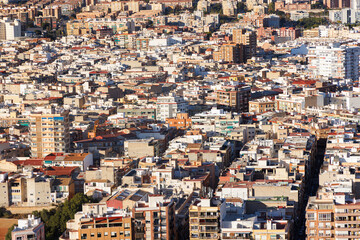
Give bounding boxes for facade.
[232,28,257,60]
[78,216,132,240]
[166,113,192,129]
[124,138,161,158]
[27,177,52,206]
[0,18,21,40]
[156,94,188,121]
[43,153,93,171]
[213,43,244,63]
[0,172,9,207]
[307,44,360,81]
[216,86,251,112]
[249,98,275,113]
[12,215,45,240]
[222,0,237,16]
[30,110,70,158]
[189,198,225,240]
[133,195,177,240]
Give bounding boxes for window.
[97,233,101,237]
[111,232,117,237]
[104,232,108,236]
[90,233,94,237]
[124,223,130,229]
[81,234,87,239]
[318,213,331,221]
[307,213,316,220]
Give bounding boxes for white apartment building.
[307,44,360,81]
[0,18,21,40]
[156,94,188,121]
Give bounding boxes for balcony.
[199,222,217,226]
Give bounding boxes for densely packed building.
[0,0,359,239]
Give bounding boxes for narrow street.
[296,138,327,239]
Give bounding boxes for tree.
[35,30,42,36]
[0,207,12,218]
[173,5,182,14]
[237,2,248,12]
[268,2,275,14]
[311,2,326,9]
[295,17,327,29]
[5,224,16,240]
[33,193,91,240]
[210,3,222,14]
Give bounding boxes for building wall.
[30,111,70,158]
[0,181,9,207]
[27,178,51,206]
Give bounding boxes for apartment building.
[213,43,244,63]
[249,98,275,113]
[215,86,251,112]
[12,215,45,240]
[189,198,225,240]
[0,172,9,207]
[0,18,21,40]
[78,216,133,240]
[124,138,162,158]
[307,44,360,81]
[43,153,93,171]
[306,192,335,239]
[132,195,176,240]
[166,113,192,129]
[156,94,188,121]
[9,177,27,206]
[66,19,135,36]
[222,0,237,16]
[232,28,257,60]
[27,177,52,206]
[30,109,70,158]
[334,202,360,239]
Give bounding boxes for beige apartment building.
[189,198,225,240]
[232,28,257,60]
[30,110,70,158]
[27,177,52,206]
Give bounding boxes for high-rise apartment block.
[30,109,70,158]
[308,44,360,81]
[213,43,244,63]
[0,18,21,40]
[189,198,225,240]
[132,195,177,240]
[232,28,257,60]
[306,190,360,239]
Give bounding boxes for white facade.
[0,18,21,40]
[307,44,360,81]
[156,94,188,121]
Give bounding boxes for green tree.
[311,2,326,9]
[0,207,12,218]
[173,5,182,14]
[295,17,327,29]
[268,2,275,13]
[41,22,50,31]
[5,224,16,240]
[237,2,248,12]
[33,193,91,240]
[210,3,222,14]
